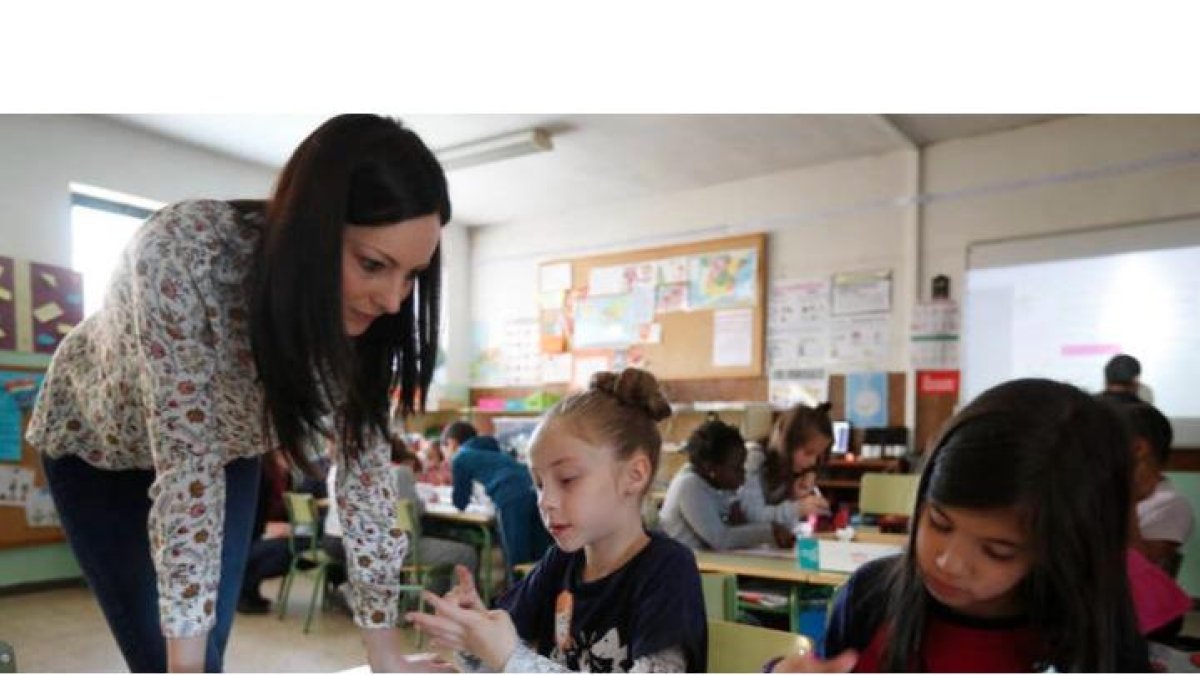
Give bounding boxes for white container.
[817,539,902,573]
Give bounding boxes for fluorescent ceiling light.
[435,128,553,171]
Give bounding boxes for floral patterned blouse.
[26,200,408,639]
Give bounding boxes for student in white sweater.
[738,403,833,528]
[660,420,792,550]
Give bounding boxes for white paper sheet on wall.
[832,270,892,316]
[712,308,754,368]
[830,315,891,368]
[588,266,631,296]
[0,465,35,507]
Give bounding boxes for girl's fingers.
[423,590,482,624]
[454,564,475,590]
[405,611,467,641]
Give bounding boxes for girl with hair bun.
[409,368,708,673]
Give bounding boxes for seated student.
[1098,353,1148,405]
[322,436,478,597]
[739,403,833,527]
[238,449,317,614]
[770,379,1150,673]
[660,419,793,551]
[445,421,551,569]
[417,437,453,486]
[408,368,707,672]
[1120,402,1195,575]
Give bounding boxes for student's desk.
[421,501,497,603]
[694,550,850,587]
[695,550,845,633]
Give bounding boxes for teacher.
[27,115,449,672]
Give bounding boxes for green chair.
[276,492,334,633]
[394,499,450,647]
[0,640,15,673]
[700,572,738,621]
[1163,471,1199,598]
[859,473,919,517]
[707,619,814,673]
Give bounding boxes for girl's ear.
[623,452,653,496]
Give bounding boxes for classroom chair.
[276,491,334,634]
[858,473,919,518]
[707,619,814,673]
[394,499,451,647]
[0,640,14,673]
[1163,471,1199,598]
[700,572,738,621]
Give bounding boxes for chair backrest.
[700,572,738,621]
[858,473,918,517]
[1163,471,1199,597]
[394,499,421,567]
[282,492,320,556]
[707,619,813,673]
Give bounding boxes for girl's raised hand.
[406,591,518,671]
[443,564,485,611]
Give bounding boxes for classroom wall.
[468,148,920,375]
[921,114,1200,300]
[0,114,276,267]
[464,115,1200,407]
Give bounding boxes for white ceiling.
[110,114,1067,227]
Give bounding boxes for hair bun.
[589,368,672,423]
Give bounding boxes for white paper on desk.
[539,262,572,292]
[588,265,630,296]
[712,308,753,368]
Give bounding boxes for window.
[69,187,162,317]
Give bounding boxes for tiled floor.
[0,577,443,673]
[3,577,1198,672]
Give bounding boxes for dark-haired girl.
[740,403,833,527]
[660,420,793,551]
[29,115,449,672]
[771,379,1150,672]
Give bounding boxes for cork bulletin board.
[541,232,768,383]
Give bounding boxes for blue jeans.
[43,453,261,673]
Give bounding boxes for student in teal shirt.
[444,422,550,571]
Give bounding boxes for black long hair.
[246,114,451,471]
[881,378,1148,672]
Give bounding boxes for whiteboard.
[963,218,1200,446]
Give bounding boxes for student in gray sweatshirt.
[659,420,793,551]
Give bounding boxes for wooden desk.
[694,550,849,587]
[420,502,497,603]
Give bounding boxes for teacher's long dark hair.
[245,115,450,470]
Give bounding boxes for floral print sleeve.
[338,429,410,628]
[129,208,229,639]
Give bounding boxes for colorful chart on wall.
[27,263,84,354]
[574,295,639,348]
[0,257,15,351]
[688,248,758,309]
[0,369,44,462]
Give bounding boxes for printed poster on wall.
[28,262,84,354]
[689,248,758,310]
[829,315,890,369]
[846,371,889,428]
[0,257,15,351]
[0,369,44,462]
[832,269,891,316]
[712,308,754,368]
